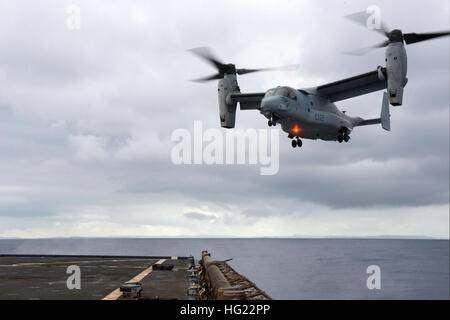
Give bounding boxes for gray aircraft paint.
[221,43,404,144]
[196,23,448,147]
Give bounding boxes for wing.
[229,92,265,110]
[314,68,387,102]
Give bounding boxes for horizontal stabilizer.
[357,118,381,126]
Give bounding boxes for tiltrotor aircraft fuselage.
[191,19,448,149]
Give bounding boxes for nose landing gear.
[268,116,276,127]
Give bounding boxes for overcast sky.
[0,0,448,238]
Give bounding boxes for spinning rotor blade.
[343,11,391,55]
[344,10,450,55]
[190,73,223,83]
[403,31,450,45]
[189,46,299,82]
[344,40,390,56]
[188,47,226,71]
[237,64,299,75]
[344,11,390,36]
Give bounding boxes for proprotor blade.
[188,47,226,71]
[190,73,223,83]
[236,64,299,75]
[189,46,298,82]
[344,40,390,56]
[403,31,450,45]
[344,10,390,36]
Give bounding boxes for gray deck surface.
[0,255,192,300]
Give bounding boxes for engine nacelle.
[218,74,239,128]
[385,42,408,106]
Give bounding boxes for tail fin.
[380,91,391,131]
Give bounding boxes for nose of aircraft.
[260,96,288,112]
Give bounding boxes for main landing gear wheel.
[268,120,272,127]
[291,138,302,148]
[344,134,350,143]
[338,135,344,143]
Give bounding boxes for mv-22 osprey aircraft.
[190,15,449,149]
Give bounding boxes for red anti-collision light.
[291,125,301,134]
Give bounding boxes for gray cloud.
[184,212,216,221]
[0,0,448,238]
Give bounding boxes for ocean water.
[0,238,448,300]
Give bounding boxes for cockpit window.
[265,87,297,100]
[265,88,277,97]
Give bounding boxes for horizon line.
[0,235,447,240]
